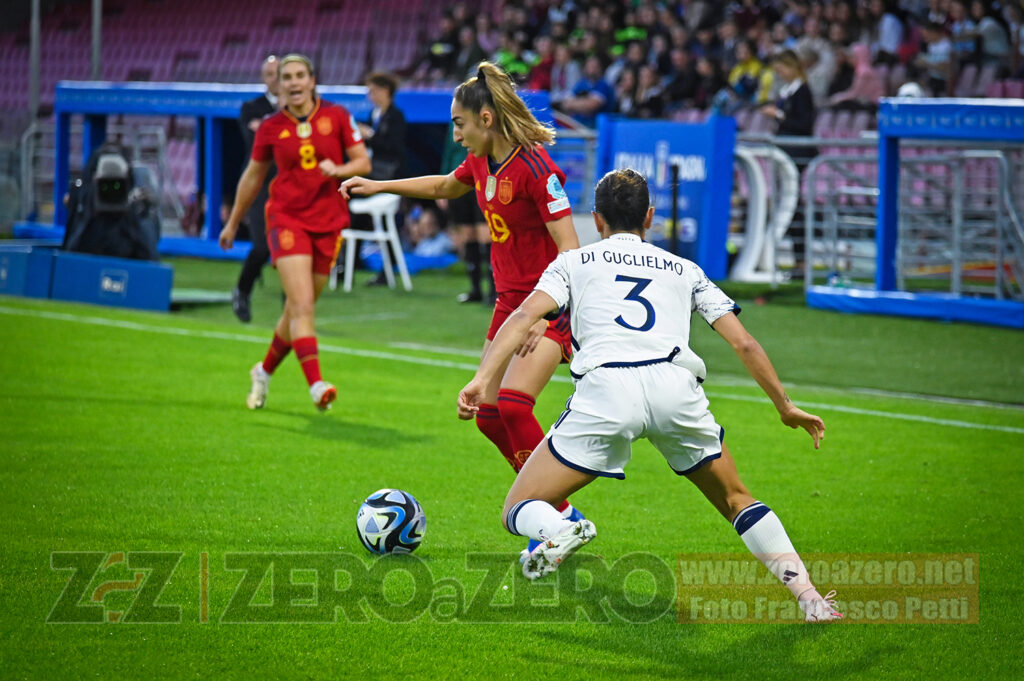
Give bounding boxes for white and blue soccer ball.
[356,489,426,555]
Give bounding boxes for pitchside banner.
[595,115,736,280]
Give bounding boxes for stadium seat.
[333,193,412,292]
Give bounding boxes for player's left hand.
[318,159,339,178]
[457,380,486,420]
[516,319,549,357]
[779,405,825,449]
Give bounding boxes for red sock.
[475,404,519,471]
[261,333,292,374]
[292,336,323,387]
[499,389,571,508]
[497,389,545,471]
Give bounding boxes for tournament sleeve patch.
[546,173,567,200]
[547,197,571,213]
[349,114,363,142]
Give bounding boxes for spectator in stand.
[561,54,616,127]
[549,44,582,108]
[634,64,666,118]
[770,20,799,52]
[694,56,726,109]
[614,68,639,116]
[733,0,763,32]
[605,41,647,92]
[1005,4,1024,76]
[415,11,460,82]
[475,14,501,55]
[927,0,951,27]
[796,16,837,106]
[452,26,488,83]
[691,27,721,59]
[664,47,700,112]
[729,39,774,106]
[916,20,954,94]
[949,0,978,62]
[718,19,742,71]
[648,33,673,76]
[527,35,556,91]
[865,0,905,64]
[827,43,885,110]
[493,31,531,83]
[969,0,1011,68]
[834,1,862,41]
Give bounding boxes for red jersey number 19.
[299,142,317,170]
[484,210,510,244]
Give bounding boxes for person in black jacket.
[357,72,408,286]
[761,49,817,271]
[231,55,279,322]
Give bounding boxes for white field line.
[2,303,1023,436]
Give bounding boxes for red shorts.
[267,226,342,275]
[487,290,573,363]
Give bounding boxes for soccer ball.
[356,489,426,555]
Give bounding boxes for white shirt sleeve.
[534,251,571,310]
[690,264,739,326]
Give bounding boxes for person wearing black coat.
[357,72,408,286]
[760,50,817,270]
[232,55,279,322]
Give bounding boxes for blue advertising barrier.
[805,98,1024,329]
[0,244,57,298]
[50,251,174,312]
[595,114,736,279]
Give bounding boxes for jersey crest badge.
[485,175,497,201]
[498,178,513,204]
[316,117,333,136]
[279,229,295,250]
[296,122,312,139]
[278,129,291,139]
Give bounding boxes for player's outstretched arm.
[711,312,825,449]
[457,290,559,419]
[219,159,271,250]
[340,172,472,201]
[544,215,580,252]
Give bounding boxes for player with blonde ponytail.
[342,62,585,558]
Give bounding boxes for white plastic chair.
[331,193,412,292]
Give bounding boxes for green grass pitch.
[1,259,1022,680]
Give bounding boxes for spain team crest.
[498,178,513,204]
[316,117,333,136]
[279,229,295,250]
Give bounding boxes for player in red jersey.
[220,54,370,411]
[341,62,585,555]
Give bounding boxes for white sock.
[733,501,816,600]
[506,499,575,541]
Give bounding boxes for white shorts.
[546,363,723,479]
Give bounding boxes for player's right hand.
[339,177,378,200]
[779,405,825,449]
[218,223,237,251]
[457,380,486,420]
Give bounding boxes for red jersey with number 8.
[454,145,571,292]
[252,99,364,234]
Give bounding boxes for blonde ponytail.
[454,61,556,148]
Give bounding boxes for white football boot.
[247,362,269,409]
[800,589,844,622]
[521,519,597,580]
[310,380,337,411]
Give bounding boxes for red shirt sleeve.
[251,117,274,162]
[526,165,571,222]
[453,155,474,186]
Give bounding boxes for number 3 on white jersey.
[614,275,655,332]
